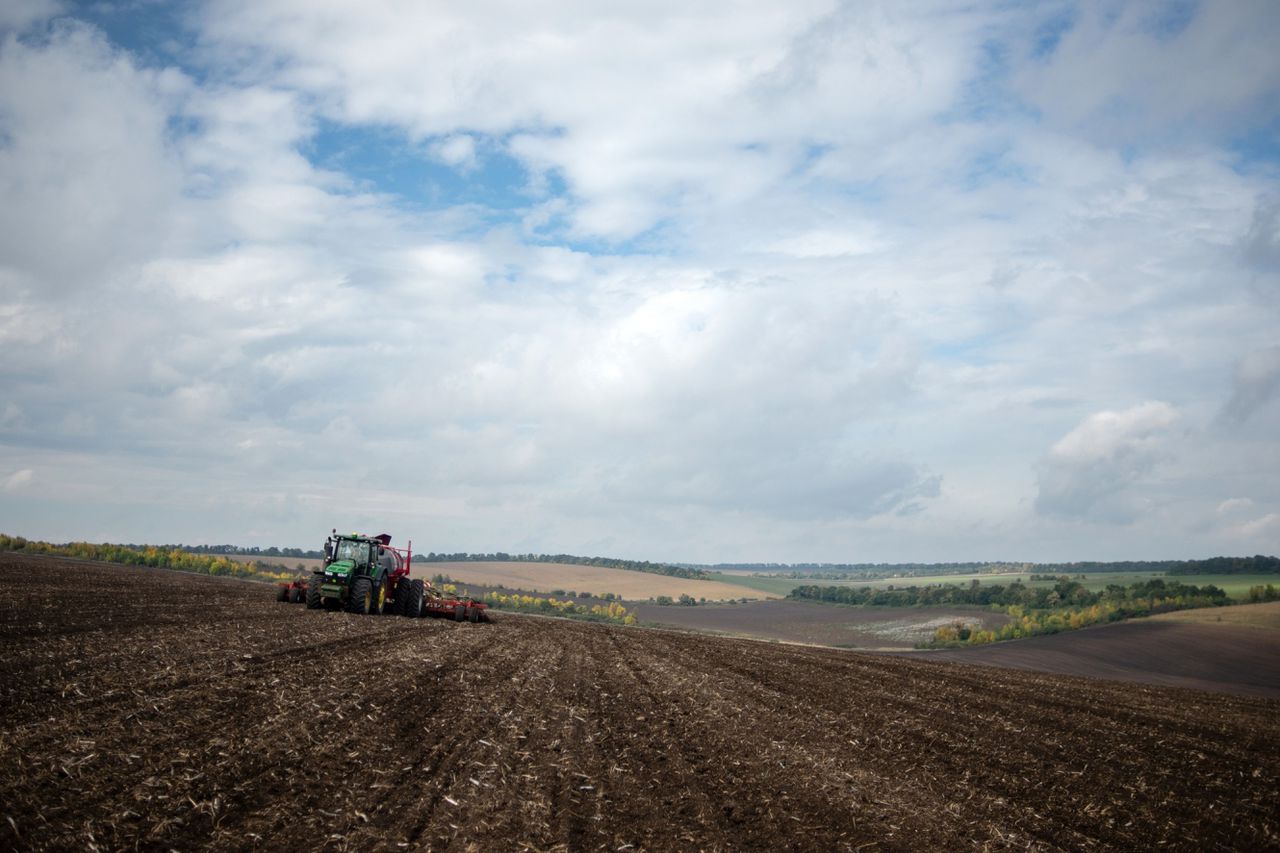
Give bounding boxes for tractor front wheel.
[348,577,373,615]
[306,575,324,609]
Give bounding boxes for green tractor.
[306,531,420,616]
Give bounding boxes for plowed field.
[2,553,1277,851]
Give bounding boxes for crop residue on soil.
[1,553,1277,851]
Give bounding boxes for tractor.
[306,531,422,616]
[302,529,490,622]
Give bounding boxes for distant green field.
[708,570,1278,602]
[706,573,803,596]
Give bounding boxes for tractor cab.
[330,536,373,568]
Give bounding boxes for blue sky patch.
[306,121,544,224]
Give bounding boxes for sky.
[1,0,1278,563]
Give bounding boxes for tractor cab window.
[334,539,369,566]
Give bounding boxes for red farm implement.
[275,578,307,604]
[421,583,490,623]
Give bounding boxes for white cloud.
[194,0,980,240]
[1217,497,1254,516]
[2,468,33,492]
[0,21,188,293]
[1035,402,1180,523]
[1224,513,1280,544]
[433,134,476,171]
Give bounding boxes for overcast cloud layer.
[1,0,1278,562]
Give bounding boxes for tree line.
[0,535,295,583]
[789,576,1230,610]
[479,591,637,625]
[705,555,1279,578]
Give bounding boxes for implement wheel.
[407,579,424,618]
[394,578,415,616]
[454,604,466,622]
[469,607,480,623]
[306,575,324,610]
[348,577,373,615]
[276,586,289,602]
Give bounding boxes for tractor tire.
[306,575,324,610]
[276,586,289,602]
[454,604,466,622]
[407,579,424,618]
[348,577,373,615]
[469,606,480,623]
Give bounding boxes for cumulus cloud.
[1035,402,1179,523]
[0,21,187,294]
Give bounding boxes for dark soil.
[631,598,1010,648]
[905,618,1280,699]
[2,553,1277,851]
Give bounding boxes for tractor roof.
[337,532,394,546]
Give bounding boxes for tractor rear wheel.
[348,577,373,615]
[306,575,323,609]
[454,604,466,622]
[407,579,424,618]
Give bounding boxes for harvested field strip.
[0,553,1276,851]
[427,560,774,601]
[1152,600,1280,628]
